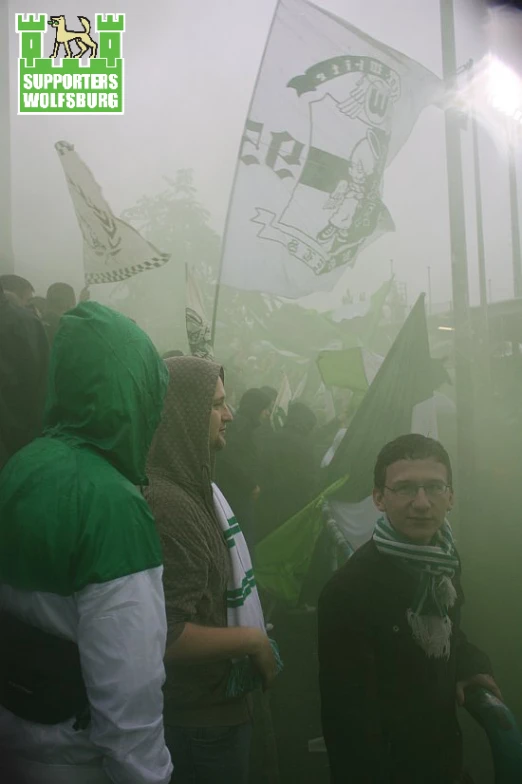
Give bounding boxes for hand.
[79,286,90,302]
[250,633,278,691]
[456,674,503,706]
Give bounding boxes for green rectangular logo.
[17,13,125,114]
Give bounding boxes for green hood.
[44,302,168,485]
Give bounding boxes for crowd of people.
[0,283,503,784]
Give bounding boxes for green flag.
[316,347,383,391]
[325,294,435,497]
[254,476,347,606]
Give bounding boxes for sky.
[4,0,522,313]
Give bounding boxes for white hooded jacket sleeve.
[77,567,172,784]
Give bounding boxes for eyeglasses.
[384,481,450,499]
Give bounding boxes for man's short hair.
[238,388,272,422]
[0,274,34,299]
[374,434,453,490]
[46,282,76,312]
[259,386,278,405]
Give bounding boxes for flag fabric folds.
[219,0,442,298]
[255,477,347,606]
[185,265,214,359]
[329,278,393,326]
[55,140,170,285]
[325,294,436,494]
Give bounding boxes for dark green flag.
[325,294,435,499]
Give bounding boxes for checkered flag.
[55,140,170,284]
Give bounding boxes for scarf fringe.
[406,611,453,660]
[406,576,457,660]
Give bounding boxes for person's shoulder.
[0,298,46,340]
[0,437,72,489]
[79,450,154,521]
[75,464,161,591]
[144,476,208,536]
[0,440,161,595]
[319,540,380,606]
[145,478,217,569]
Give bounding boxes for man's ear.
[373,487,386,512]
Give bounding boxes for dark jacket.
[144,356,250,727]
[0,288,49,469]
[43,310,61,347]
[318,539,492,784]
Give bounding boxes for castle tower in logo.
[17,14,125,115]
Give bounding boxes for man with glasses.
[318,434,500,783]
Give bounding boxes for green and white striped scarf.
[373,517,460,659]
[212,484,283,696]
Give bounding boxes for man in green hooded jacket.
[0,302,172,784]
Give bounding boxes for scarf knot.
[373,517,459,659]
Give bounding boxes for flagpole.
[211,0,281,344]
[470,86,489,323]
[440,0,475,531]
[0,0,14,274]
[507,128,522,298]
[468,64,491,396]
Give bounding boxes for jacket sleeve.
[76,568,173,784]
[455,627,494,682]
[318,580,386,783]
[160,526,210,632]
[453,565,494,682]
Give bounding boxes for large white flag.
[220,0,442,298]
[55,140,170,284]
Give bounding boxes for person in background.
[0,281,49,470]
[257,401,318,542]
[28,295,49,321]
[254,385,278,455]
[44,282,77,345]
[259,386,277,415]
[314,390,358,468]
[0,302,172,784]
[319,434,500,784]
[215,387,272,546]
[145,357,277,784]
[0,274,35,307]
